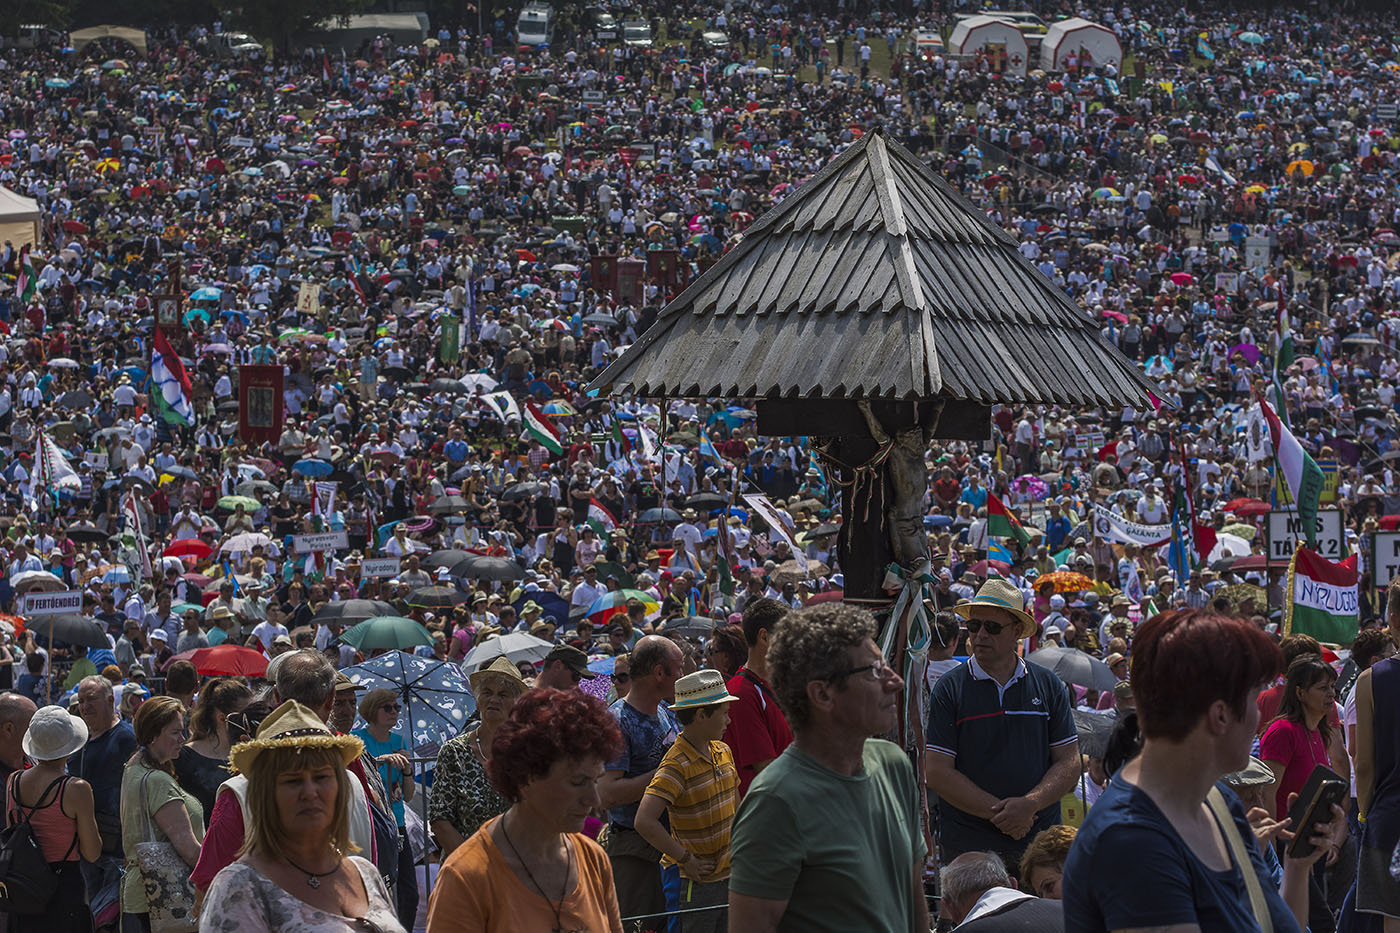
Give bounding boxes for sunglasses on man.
[964,617,1012,636]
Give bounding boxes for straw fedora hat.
[953,578,1038,638]
[23,705,88,762]
[230,700,363,776]
[670,669,739,710]
[468,656,530,696]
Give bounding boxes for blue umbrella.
[220,309,248,324]
[342,651,475,758]
[45,78,71,89]
[183,308,210,326]
[924,514,955,528]
[512,591,570,627]
[375,520,401,549]
[117,365,146,384]
[189,286,223,301]
[102,566,131,584]
[292,458,333,477]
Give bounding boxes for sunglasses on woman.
[611,672,630,683]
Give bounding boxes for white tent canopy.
[69,25,148,56]
[948,16,1030,77]
[1040,18,1122,72]
[0,187,41,251]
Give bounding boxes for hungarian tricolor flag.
[986,492,1030,548]
[1259,392,1322,547]
[1285,547,1358,645]
[522,402,563,455]
[610,418,631,455]
[586,498,617,536]
[151,327,195,426]
[16,246,36,304]
[322,52,332,84]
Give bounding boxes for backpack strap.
[11,774,67,825]
[1205,786,1273,933]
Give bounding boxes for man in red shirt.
[723,597,795,796]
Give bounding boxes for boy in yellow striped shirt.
[634,669,740,933]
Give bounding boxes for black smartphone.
[1285,764,1347,859]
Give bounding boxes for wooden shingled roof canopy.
[587,130,1156,409]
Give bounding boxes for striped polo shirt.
[927,656,1077,857]
[644,734,740,882]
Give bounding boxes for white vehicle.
[914,28,945,56]
[208,31,264,59]
[516,4,553,47]
[622,21,653,48]
[2,25,65,50]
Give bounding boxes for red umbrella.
[970,559,1011,577]
[164,539,213,561]
[169,645,268,677]
[516,248,537,262]
[805,589,844,605]
[183,572,212,588]
[62,220,88,234]
[1223,497,1270,518]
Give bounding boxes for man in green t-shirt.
[728,604,929,932]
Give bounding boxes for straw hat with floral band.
[952,578,1039,638]
[230,699,363,776]
[468,655,530,696]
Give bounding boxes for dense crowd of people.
[0,0,1399,929]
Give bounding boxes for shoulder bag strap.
[1205,786,1273,933]
[138,766,157,845]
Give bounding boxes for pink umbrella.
[1228,343,1261,365]
[688,214,705,232]
[1101,308,1128,324]
[1013,475,1049,501]
[1169,272,1195,285]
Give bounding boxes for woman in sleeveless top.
[9,706,103,933]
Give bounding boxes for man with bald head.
[0,693,37,809]
[598,634,684,931]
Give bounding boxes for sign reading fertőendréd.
[21,590,83,616]
[293,531,350,554]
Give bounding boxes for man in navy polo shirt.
[926,579,1079,877]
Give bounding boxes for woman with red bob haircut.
[1063,610,1346,932]
[425,688,625,933]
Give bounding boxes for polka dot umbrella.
[343,650,475,759]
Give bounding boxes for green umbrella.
[217,495,262,512]
[339,616,434,652]
[172,602,204,615]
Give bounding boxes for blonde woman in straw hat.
[8,706,102,933]
[429,657,528,858]
[199,700,406,933]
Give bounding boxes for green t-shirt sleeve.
[728,786,805,902]
[143,769,187,817]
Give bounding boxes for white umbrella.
[459,373,499,392]
[221,532,278,554]
[10,570,66,593]
[47,358,79,369]
[1207,533,1252,564]
[460,632,554,674]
